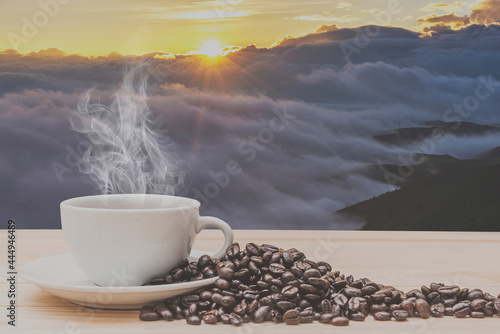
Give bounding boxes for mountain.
[338,155,500,231]
[479,145,500,159]
[375,121,500,146]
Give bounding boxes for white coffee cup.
[60,194,233,287]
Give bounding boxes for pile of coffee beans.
[139,242,500,326]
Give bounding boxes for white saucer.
[20,251,218,310]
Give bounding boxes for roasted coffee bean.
[211,293,223,304]
[300,283,319,295]
[370,303,388,313]
[408,289,426,300]
[186,315,201,325]
[276,301,296,312]
[290,266,303,278]
[362,285,378,296]
[471,311,485,318]
[246,243,260,256]
[304,268,321,280]
[253,306,271,323]
[229,313,243,326]
[261,244,279,253]
[218,267,234,280]
[181,294,200,307]
[445,307,454,316]
[415,299,431,319]
[332,316,350,326]
[304,294,321,303]
[443,297,458,307]
[139,305,160,321]
[483,301,496,316]
[390,304,402,312]
[348,297,367,312]
[438,286,460,297]
[226,243,240,259]
[172,268,186,281]
[471,299,487,311]
[308,277,329,290]
[458,288,469,301]
[220,313,231,324]
[215,278,230,290]
[282,251,294,267]
[333,294,349,307]
[154,304,174,321]
[269,263,287,275]
[221,295,237,308]
[283,309,301,325]
[234,268,250,280]
[494,299,500,313]
[301,315,315,323]
[282,285,299,297]
[431,303,445,317]
[453,302,471,318]
[421,285,432,296]
[373,311,391,321]
[468,289,485,301]
[248,262,260,275]
[392,310,409,321]
[202,310,218,324]
[197,255,212,268]
[321,299,332,313]
[344,287,362,298]
[349,311,365,321]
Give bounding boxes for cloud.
[418,13,470,29]
[294,14,360,22]
[470,0,500,24]
[316,24,339,33]
[420,2,466,13]
[1,24,500,229]
[418,0,500,33]
[336,2,352,9]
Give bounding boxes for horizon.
[2,0,499,56]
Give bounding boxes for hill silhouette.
[338,155,500,231]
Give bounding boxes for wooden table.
[1,230,500,333]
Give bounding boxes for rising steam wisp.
[71,64,183,195]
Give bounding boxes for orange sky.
[0,0,487,56]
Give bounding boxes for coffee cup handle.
[195,216,234,259]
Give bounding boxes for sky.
[1,1,500,229]
[0,0,497,55]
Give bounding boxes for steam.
[71,63,183,195]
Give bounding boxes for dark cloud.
[1,24,500,229]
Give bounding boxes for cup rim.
[60,194,200,212]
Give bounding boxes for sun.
[198,40,223,57]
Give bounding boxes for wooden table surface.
[1,229,500,333]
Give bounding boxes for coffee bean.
[181,294,199,307]
[348,297,367,312]
[154,304,174,321]
[333,294,349,307]
[471,311,485,318]
[370,303,388,313]
[438,286,460,297]
[215,278,230,290]
[494,299,500,313]
[344,287,362,298]
[283,309,301,325]
[139,305,160,321]
[421,285,432,296]
[261,244,279,253]
[471,299,487,311]
[483,301,496,316]
[307,277,329,290]
[226,243,240,259]
[349,311,365,321]
[374,311,391,321]
[221,295,237,308]
[468,289,485,301]
[276,301,296,312]
[186,315,201,325]
[431,303,445,317]
[445,307,454,316]
[415,298,431,319]
[220,313,231,324]
[300,283,320,295]
[229,313,243,326]
[282,251,294,267]
[392,310,409,321]
[321,299,332,313]
[253,306,271,323]
[453,302,471,318]
[332,316,349,326]
[282,285,299,297]
[304,268,321,279]
[202,310,218,324]
[269,263,286,275]
[218,267,234,280]
[246,243,260,256]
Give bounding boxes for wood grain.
[1,229,500,333]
